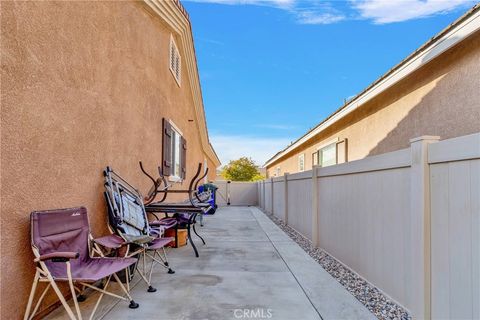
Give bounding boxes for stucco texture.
[267,30,480,177]
[1,1,217,318]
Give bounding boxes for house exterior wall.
[1,1,218,318]
[267,30,480,177]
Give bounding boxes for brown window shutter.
[162,118,172,176]
[180,136,187,179]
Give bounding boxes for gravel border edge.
[261,210,411,320]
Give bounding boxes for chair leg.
[74,285,87,302]
[147,250,174,274]
[147,252,156,284]
[111,273,139,309]
[67,262,83,320]
[126,266,130,292]
[29,283,51,319]
[24,270,40,320]
[161,247,170,267]
[160,248,175,274]
[135,252,156,292]
[88,275,111,320]
[45,269,77,320]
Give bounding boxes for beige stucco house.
[265,5,480,177]
[1,1,220,318]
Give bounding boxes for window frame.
[167,120,184,182]
[319,142,337,168]
[312,137,344,168]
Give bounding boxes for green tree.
[221,157,264,181]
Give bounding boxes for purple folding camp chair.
[24,207,139,320]
[100,167,175,294]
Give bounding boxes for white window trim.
[169,35,181,86]
[319,142,337,168]
[316,137,339,150]
[168,119,183,136]
[168,119,183,182]
[298,154,305,172]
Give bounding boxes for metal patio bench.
[139,162,213,257]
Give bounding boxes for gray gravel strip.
[262,211,411,320]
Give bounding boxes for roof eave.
[264,4,480,168]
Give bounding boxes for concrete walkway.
[47,206,375,320]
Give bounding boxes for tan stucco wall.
[1,2,217,318]
[267,30,480,177]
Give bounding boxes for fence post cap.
[409,136,440,143]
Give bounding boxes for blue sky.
[182,0,476,166]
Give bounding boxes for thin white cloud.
[185,0,294,9]
[352,0,476,24]
[185,0,345,25]
[210,134,292,166]
[297,11,346,24]
[186,0,475,24]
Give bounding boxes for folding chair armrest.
[93,234,126,249]
[36,252,79,262]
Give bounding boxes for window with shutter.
[162,118,185,182]
[169,35,181,86]
[162,119,172,176]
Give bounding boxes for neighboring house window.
[312,138,347,168]
[319,143,337,167]
[298,154,305,172]
[275,167,281,177]
[162,118,186,181]
[169,35,181,85]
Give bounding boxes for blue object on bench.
[198,183,218,214]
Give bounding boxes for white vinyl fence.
[257,133,480,320]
